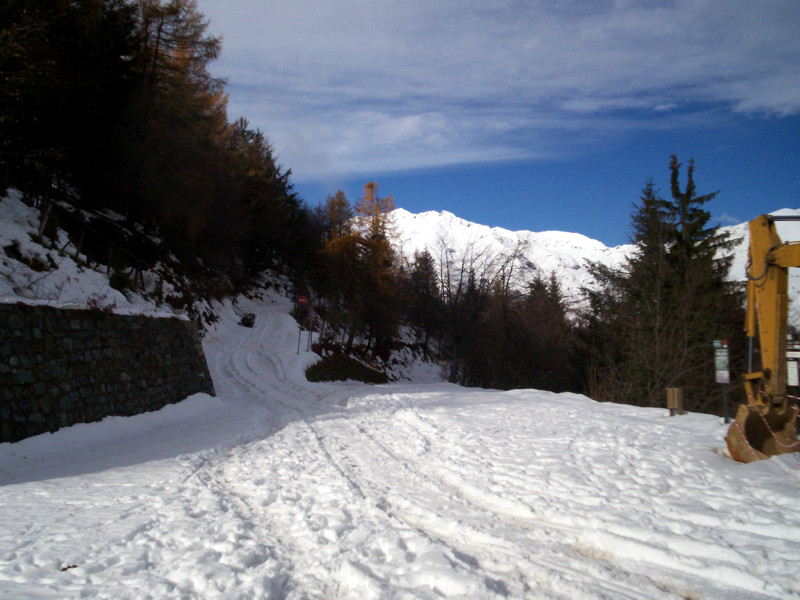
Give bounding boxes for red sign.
[298,296,308,306]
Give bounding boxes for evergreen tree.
[407,248,441,351]
[0,0,137,198]
[492,271,579,392]
[583,157,743,412]
[227,117,302,277]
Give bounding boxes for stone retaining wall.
[0,303,215,443]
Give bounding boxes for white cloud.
[718,213,742,226]
[196,0,800,180]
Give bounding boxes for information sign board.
[714,340,730,384]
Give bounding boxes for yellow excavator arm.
[727,214,800,462]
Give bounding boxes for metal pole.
[297,325,301,354]
[307,309,313,351]
[723,383,730,424]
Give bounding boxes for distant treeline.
[1,1,745,413]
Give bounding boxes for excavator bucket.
[726,403,799,463]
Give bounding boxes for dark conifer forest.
[0,1,743,412]
[2,0,307,306]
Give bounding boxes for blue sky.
[195,0,800,247]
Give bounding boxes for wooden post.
[75,227,86,263]
[667,387,684,416]
[37,197,53,238]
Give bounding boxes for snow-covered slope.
[0,190,172,316]
[726,209,800,312]
[1,290,799,598]
[393,207,632,304]
[392,206,800,319]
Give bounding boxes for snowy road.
[2,293,800,599]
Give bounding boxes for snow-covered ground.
[2,291,799,599]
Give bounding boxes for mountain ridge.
[391,205,800,316]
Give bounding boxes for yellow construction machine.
[726,214,800,462]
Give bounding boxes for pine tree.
[226,117,302,276]
[513,271,579,392]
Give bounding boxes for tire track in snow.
[199,302,779,599]
[308,396,672,600]
[377,398,792,600]
[199,304,429,597]
[205,305,684,598]
[76,306,307,598]
[200,303,512,597]
[2,305,300,599]
[129,303,318,598]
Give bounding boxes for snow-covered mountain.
[392,206,800,317]
[724,208,800,284]
[392,207,631,304]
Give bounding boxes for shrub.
[3,240,23,261]
[109,269,133,293]
[306,352,388,384]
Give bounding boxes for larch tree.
[315,191,360,346]
[352,182,399,356]
[321,190,354,241]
